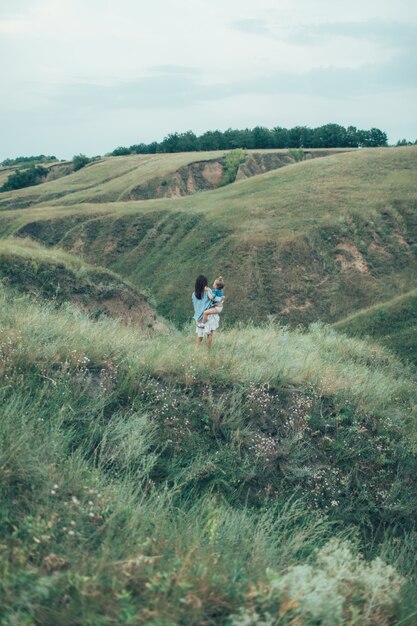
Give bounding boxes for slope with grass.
[0,238,164,330]
[334,288,417,365]
[1,285,417,624]
[0,166,16,188]
[0,148,353,210]
[1,147,416,328]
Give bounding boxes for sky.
[1,0,416,160]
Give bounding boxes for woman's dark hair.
[194,275,208,299]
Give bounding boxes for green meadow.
[1,286,417,625]
[335,288,417,366]
[1,146,417,625]
[1,146,416,326]
[0,148,351,210]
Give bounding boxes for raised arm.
[205,286,216,301]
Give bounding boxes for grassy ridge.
[335,288,417,365]
[0,152,221,209]
[1,286,417,624]
[0,149,353,211]
[1,147,416,327]
[0,238,163,329]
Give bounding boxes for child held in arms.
[197,276,225,328]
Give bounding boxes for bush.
[72,154,90,171]
[0,165,48,192]
[222,149,246,185]
[230,539,404,626]
[288,148,304,162]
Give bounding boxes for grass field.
[0,238,163,330]
[1,146,417,624]
[0,147,416,327]
[335,288,417,365]
[1,285,417,625]
[0,149,353,210]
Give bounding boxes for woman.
[192,274,221,348]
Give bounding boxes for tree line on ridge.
[110,123,388,156]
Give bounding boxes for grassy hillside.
[0,238,164,330]
[335,288,417,365]
[0,149,353,210]
[0,147,416,328]
[0,166,15,188]
[1,285,417,624]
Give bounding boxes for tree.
[111,147,131,157]
[113,123,389,155]
[253,126,273,149]
[0,165,48,192]
[199,130,225,151]
[176,131,199,152]
[357,128,387,147]
[346,126,359,147]
[72,154,90,170]
[160,133,180,153]
[272,127,289,148]
[1,155,57,167]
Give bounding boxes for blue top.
[192,289,221,321]
[211,288,224,298]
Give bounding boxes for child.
[197,276,225,328]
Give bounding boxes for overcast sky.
[1,0,416,160]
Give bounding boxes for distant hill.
[0,148,352,210]
[0,238,164,331]
[334,288,417,365]
[0,147,415,329]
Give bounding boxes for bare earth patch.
[368,241,391,257]
[74,292,165,332]
[70,238,85,255]
[393,232,410,248]
[335,242,369,274]
[281,297,313,314]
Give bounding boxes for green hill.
[335,288,417,365]
[0,147,416,327]
[1,285,416,624]
[0,238,164,330]
[1,145,417,624]
[0,148,352,210]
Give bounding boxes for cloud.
[54,74,206,111]
[148,65,202,75]
[288,19,417,49]
[1,2,417,159]
[42,49,416,117]
[228,18,271,36]
[0,18,30,34]
[0,0,36,19]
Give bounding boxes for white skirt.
[196,314,220,337]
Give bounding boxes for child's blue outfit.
[211,288,224,311]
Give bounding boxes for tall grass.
[1,287,417,624]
